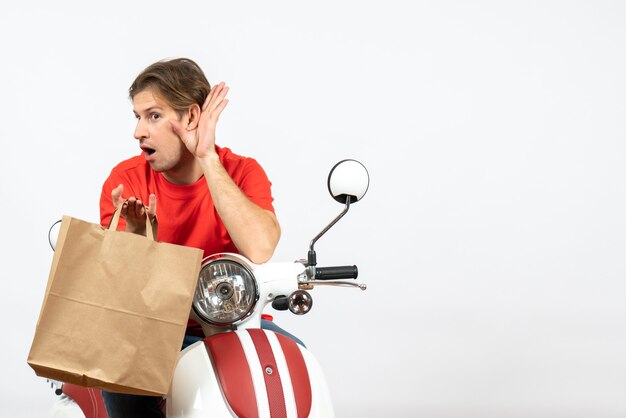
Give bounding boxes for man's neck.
[162,158,204,185]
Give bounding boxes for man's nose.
[134,120,148,140]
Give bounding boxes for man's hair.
[129,58,211,114]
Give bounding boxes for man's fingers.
[122,197,140,219]
[170,119,197,147]
[169,118,185,137]
[203,82,227,112]
[135,199,144,218]
[201,88,213,112]
[121,196,156,219]
[203,82,223,111]
[208,85,229,115]
[148,194,157,218]
[213,99,229,120]
[112,184,124,208]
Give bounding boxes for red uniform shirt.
[100,146,275,258]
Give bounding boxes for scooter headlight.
[192,255,258,326]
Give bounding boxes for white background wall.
[1,1,625,417]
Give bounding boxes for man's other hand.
[112,184,158,236]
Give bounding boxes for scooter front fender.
[166,329,334,418]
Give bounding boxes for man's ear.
[185,103,202,130]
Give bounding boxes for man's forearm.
[198,155,280,263]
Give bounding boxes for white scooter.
[45,159,369,418]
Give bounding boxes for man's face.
[132,88,190,175]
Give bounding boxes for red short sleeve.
[236,158,275,213]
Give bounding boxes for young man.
[100,58,280,262]
[98,58,285,418]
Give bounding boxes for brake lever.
[300,280,367,291]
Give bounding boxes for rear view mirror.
[327,159,369,204]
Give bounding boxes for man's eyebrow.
[133,106,164,114]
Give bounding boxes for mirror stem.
[307,197,352,266]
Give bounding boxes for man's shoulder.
[105,155,151,184]
[110,155,148,174]
[218,146,262,172]
[218,145,245,163]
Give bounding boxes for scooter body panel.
[165,339,233,418]
[49,394,87,418]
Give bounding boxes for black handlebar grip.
[315,265,358,280]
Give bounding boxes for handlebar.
[314,265,358,280]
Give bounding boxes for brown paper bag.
[27,209,203,396]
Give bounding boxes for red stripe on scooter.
[276,334,312,418]
[205,333,259,418]
[62,383,107,418]
[248,329,287,418]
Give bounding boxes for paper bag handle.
[108,203,155,241]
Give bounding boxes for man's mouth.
[141,146,156,156]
